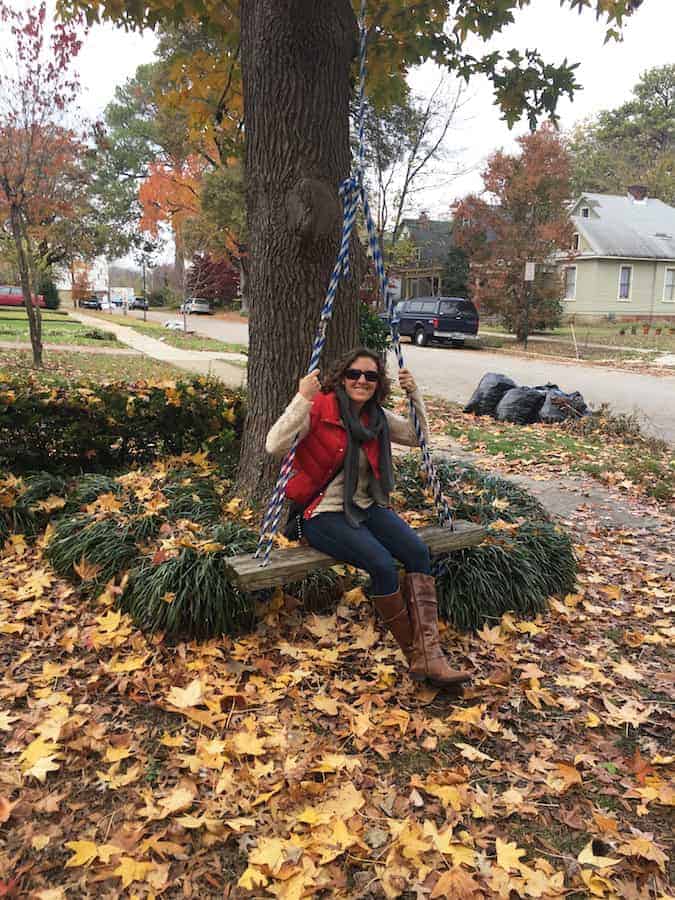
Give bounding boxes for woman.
[266,347,470,688]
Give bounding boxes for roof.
[571,193,675,260]
[398,217,454,264]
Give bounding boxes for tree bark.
[237,0,360,502]
[10,205,42,367]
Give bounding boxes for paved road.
[398,343,675,446]
[106,308,675,445]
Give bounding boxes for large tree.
[0,2,88,367]
[59,0,643,499]
[453,126,573,344]
[568,64,675,205]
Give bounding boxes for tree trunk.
[174,221,185,298]
[236,0,360,502]
[10,205,42,367]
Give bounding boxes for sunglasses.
[344,368,379,383]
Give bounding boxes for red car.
[0,285,45,307]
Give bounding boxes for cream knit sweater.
[265,390,429,517]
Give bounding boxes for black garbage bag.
[539,389,588,423]
[496,386,547,425]
[463,373,517,417]
[533,382,560,393]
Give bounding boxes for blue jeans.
[302,505,431,595]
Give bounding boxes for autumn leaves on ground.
[1,389,674,898]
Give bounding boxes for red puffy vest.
[285,391,382,517]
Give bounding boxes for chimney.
[418,210,430,228]
[627,185,648,202]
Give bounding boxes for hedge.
[0,375,244,473]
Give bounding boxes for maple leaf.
[166,678,203,709]
[65,840,99,867]
[496,837,527,873]
[547,762,583,794]
[577,840,620,869]
[73,555,103,581]
[157,784,197,817]
[454,742,493,762]
[312,695,339,716]
[617,837,668,871]
[238,866,269,890]
[431,867,482,899]
[113,857,157,888]
[231,729,266,757]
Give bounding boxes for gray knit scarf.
[335,386,394,527]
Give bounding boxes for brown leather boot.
[373,587,413,664]
[406,572,471,688]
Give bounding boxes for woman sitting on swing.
[266,346,471,688]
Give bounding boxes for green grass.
[0,308,68,321]
[0,316,123,347]
[82,311,247,354]
[482,320,675,353]
[448,411,674,503]
[0,348,187,384]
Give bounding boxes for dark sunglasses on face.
[344,368,379,383]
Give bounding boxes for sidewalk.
[71,312,247,389]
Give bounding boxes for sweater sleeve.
[265,393,313,457]
[384,389,430,447]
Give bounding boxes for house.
[55,257,110,306]
[393,213,454,301]
[561,188,675,321]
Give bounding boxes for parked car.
[129,296,148,310]
[99,300,114,312]
[111,297,125,308]
[0,285,45,307]
[180,297,213,315]
[393,296,479,347]
[78,297,102,310]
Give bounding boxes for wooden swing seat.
[224,520,486,591]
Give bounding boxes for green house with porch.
[560,189,675,322]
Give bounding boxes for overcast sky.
[3,0,671,263]
[68,0,672,223]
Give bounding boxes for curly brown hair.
[321,346,391,404]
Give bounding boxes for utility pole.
[523,260,535,350]
[142,258,147,322]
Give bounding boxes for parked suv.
[394,296,479,347]
[129,296,148,310]
[78,297,102,310]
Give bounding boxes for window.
[563,266,576,300]
[408,301,424,313]
[439,300,461,316]
[664,268,675,303]
[581,207,590,218]
[420,300,436,313]
[572,233,580,251]
[618,265,632,300]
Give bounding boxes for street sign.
[524,261,536,282]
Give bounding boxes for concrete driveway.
[115,309,675,445]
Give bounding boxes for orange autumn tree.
[453,126,573,344]
[138,155,204,292]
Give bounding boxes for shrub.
[394,455,576,630]
[359,302,390,355]
[0,375,244,474]
[38,273,60,310]
[82,328,115,341]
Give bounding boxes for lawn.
[439,399,674,504]
[0,314,123,348]
[0,348,187,385]
[82,310,247,354]
[481,320,675,355]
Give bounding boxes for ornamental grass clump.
[0,471,66,541]
[163,471,223,525]
[46,515,140,586]
[120,523,259,640]
[394,455,576,631]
